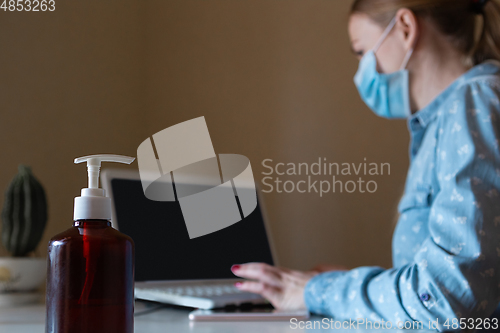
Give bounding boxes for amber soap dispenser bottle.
[46,155,136,333]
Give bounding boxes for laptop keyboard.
[143,283,243,298]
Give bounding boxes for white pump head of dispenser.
[74,154,135,221]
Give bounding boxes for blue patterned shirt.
[304,60,500,332]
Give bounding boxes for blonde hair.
[350,0,500,66]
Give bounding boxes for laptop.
[101,169,277,309]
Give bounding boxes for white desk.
[0,302,434,333]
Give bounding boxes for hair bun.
[471,0,490,14]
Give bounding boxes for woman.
[231,0,500,330]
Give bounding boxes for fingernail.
[235,282,243,288]
[231,265,241,272]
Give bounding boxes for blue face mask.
[354,18,415,119]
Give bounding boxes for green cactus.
[1,165,48,257]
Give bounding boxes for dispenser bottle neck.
[73,220,111,228]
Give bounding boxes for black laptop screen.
[110,179,274,282]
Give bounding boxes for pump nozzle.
[74,154,135,221]
[75,154,135,189]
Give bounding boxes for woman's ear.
[395,8,419,51]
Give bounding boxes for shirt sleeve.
[304,79,500,332]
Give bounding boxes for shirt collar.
[408,60,500,129]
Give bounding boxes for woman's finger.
[231,263,282,287]
[234,281,281,306]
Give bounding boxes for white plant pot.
[0,257,46,306]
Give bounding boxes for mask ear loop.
[373,17,397,53]
[400,46,415,71]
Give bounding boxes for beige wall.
[0,0,409,270]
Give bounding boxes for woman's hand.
[231,263,349,310]
[231,263,314,310]
[230,263,320,310]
